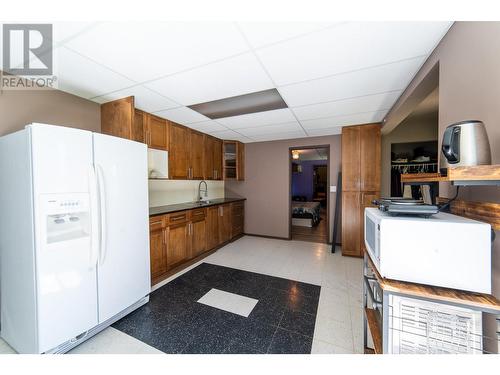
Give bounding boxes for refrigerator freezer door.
[29,124,98,353]
[93,133,151,323]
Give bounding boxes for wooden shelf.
[364,308,382,354]
[400,164,500,184]
[367,256,500,313]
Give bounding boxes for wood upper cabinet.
[342,126,361,191]
[190,130,205,180]
[223,141,245,180]
[166,211,190,270]
[146,114,169,151]
[149,216,167,281]
[169,122,191,179]
[213,138,223,180]
[360,124,381,192]
[190,208,207,258]
[218,204,232,244]
[133,109,146,143]
[101,96,135,140]
[206,205,220,249]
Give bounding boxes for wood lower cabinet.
[166,211,190,270]
[190,208,207,258]
[218,204,232,244]
[150,201,244,285]
[149,216,167,280]
[341,192,361,257]
[206,205,220,249]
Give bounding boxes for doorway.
[289,146,330,244]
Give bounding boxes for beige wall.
[0,88,100,136]
[148,180,225,207]
[225,135,341,242]
[381,112,438,196]
[383,21,500,352]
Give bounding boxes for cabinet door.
[191,219,207,258]
[342,126,361,191]
[231,201,244,239]
[147,114,169,151]
[237,142,245,181]
[218,204,232,244]
[341,192,361,257]
[190,130,205,180]
[213,138,223,180]
[169,122,190,179]
[360,124,381,192]
[149,217,166,280]
[167,222,190,270]
[132,109,146,143]
[204,135,215,180]
[206,206,219,250]
[101,96,134,139]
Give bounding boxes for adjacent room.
[0,14,499,368]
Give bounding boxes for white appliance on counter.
[0,123,151,353]
[364,207,491,294]
[148,148,168,178]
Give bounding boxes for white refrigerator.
[0,123,151,353]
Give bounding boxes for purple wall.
[292,160,327,201]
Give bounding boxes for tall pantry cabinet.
[341,124,381,257]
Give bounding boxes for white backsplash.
[148,179,225,207]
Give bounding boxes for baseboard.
[243,233,290,241]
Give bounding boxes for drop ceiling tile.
[154,106,208,125]
[279,57,425,107]
[52,22,99,44]
[216,108,296,129]
[91,85,179,112]
[250,130,307,142]
[209,129,249,141]
[306,127,343,137]
[301,110,386,130]
[256,21,451,85]
[292,91,402,121]
[237,21,338,49]
[145,53,274,106]
[54,47,135,99]
[186,121,228,133]
[63,22,249,82]
[237,121,304,137]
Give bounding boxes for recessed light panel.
[188,88,288,119]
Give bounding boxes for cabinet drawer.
[167,211,188,225]
[190,208,206,221]
[149,216,165,231]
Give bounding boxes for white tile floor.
[197,289,259,317]
[0,235,364,354]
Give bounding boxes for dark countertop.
[149,197,246,217]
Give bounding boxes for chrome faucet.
[198,180,208,202]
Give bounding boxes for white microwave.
[364,207,491,294]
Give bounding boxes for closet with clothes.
[390,141,438,201]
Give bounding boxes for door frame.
[288,145,330,243]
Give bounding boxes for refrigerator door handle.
[96,164,108,265]
[89,165,100,268]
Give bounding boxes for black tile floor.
[113,263,321,354]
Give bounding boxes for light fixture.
[292,150,300,160]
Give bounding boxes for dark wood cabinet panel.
[169,122,190,179]
[218,204,232,244]
[206,205,220,250]
[133,109,146,143]
[191,219,206,258]
[360,125,381,192]
[166,222,190,270]
[147,114,169,151]
[342,126,361,192]
[149,216,166,280]
[190,130,205,180]
[360,192,379,254]
[213,138,223,180]
[231,202,244,238]
[204,135,215,180]
[341,192,361,256]
[101,96,134,140]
